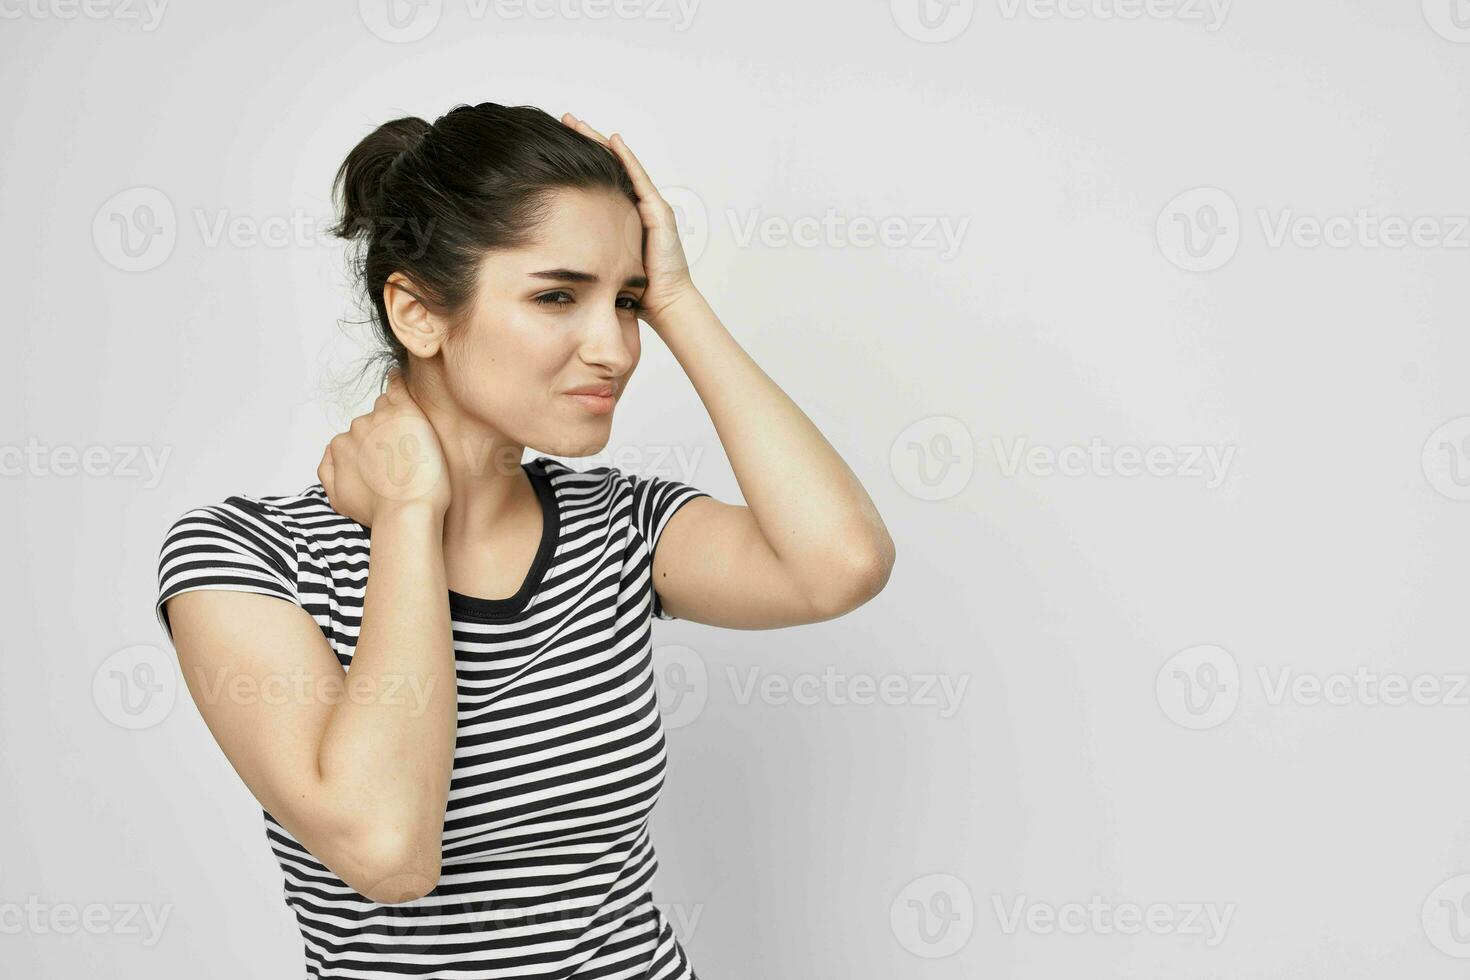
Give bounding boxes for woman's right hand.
[318,368,450,526]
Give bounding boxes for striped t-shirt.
[154,455,709,979]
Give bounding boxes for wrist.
[373,497,447,529]
[645,286,707,332]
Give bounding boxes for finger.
[607,133,666,208]
[564,117,665,211]
[317,445,335,490]
[564,113,612,148]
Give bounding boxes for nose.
[578,304,636,376]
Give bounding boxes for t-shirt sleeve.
[154,497,301,645]
[621,469,712,621]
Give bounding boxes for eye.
[534,291,646,313]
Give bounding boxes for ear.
[383,273,448,359]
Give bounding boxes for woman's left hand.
[560,112,699,328]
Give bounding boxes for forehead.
[500,187,643,276]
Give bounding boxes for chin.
[535,428,611,460]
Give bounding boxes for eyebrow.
[528,268,649,290]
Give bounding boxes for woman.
[154,102,895,979]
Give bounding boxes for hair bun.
[329,116,431,240]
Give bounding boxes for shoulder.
[156,482,360,583]
[532,455,622,484]
[160,483,331,548]
[529,455,687,505]
[155,484,334,638]
[529,455,641,511]
[530,455,711,546]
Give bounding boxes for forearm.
[315,502,455,883]
[649,291,895,595]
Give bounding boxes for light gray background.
[4,0,1470,976]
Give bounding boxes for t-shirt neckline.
[446,457,560,622]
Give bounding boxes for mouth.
[565,382,618,415]
[567,392,615,414]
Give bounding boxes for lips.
[566,382,617,397]
[565,381,618,415]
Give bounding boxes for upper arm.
[648,495,823,628]
[162,589,355,848]
[156,504,381,891]
[624,473,877,630]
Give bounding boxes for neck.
[409,373,532,543]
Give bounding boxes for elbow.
[342,831,442,904]
[809,534,896,618]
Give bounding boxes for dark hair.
[329,102,638,385]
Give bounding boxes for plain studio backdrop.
[4,0,1470,976]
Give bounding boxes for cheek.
[445,308,567,405]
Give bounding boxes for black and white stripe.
[156,456,708,979]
